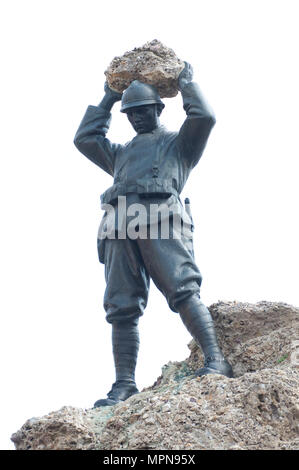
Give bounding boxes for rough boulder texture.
[104,39,185,98]
[11,301,299,450]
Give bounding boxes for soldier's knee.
[167,273,202,312]
[110,316,139,328]
[105,305,144,324]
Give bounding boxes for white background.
[1,0,298,450]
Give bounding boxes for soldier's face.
[126,105,159,134]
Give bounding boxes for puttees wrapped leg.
[93,317,140,407]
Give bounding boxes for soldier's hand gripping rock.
[178,61,194,90]
[99,81,123,112]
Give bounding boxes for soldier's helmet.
[120,80,165,113]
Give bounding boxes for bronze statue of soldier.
[74,62,233,407]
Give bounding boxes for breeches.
[101,233,202,323]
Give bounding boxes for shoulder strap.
[152,133,166,178]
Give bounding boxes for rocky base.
[105,39,184,98]
[11,301,299,450]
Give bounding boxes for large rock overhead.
[105,39,185,98]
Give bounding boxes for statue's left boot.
[93,317,140,408]
[178,294,233,378]
[93,380,139,407]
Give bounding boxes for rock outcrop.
[11,301,299,450]
[105,39,185,98]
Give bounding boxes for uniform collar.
[133,125,166,138]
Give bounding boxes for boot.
[93,380,139,407]
[178,294,233,378]
[93,317,140,408]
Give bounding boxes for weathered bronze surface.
[74,60,233,407]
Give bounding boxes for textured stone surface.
[105,39,185,98]
[11,301,299,450]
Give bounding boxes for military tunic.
[74,82,216,323]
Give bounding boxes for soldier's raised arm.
[176,62,216,168]
[73,82,123,176]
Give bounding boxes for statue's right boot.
[93,317,140,408]
[178,294,234,378]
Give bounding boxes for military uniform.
[74,81,216,324]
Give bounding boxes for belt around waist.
[100,178,179,205]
